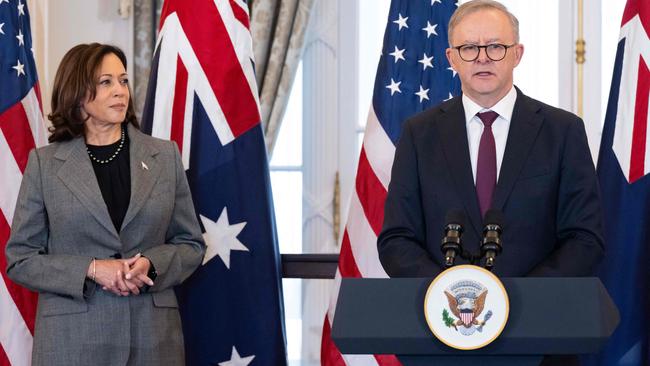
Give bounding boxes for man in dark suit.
[377,0,604,279]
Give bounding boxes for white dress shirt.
[462,86,518,184]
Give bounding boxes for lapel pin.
[141,161,149,170]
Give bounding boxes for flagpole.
[575,0,585,118]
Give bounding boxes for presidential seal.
[424,265,509,350]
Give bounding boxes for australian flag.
[585,0,650,365]
[140,0,287,365]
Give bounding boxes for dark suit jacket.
[378,88,604,278]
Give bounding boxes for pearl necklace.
[87,128,125,164]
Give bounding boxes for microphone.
[440,210,465,267]
[481,209,504,270]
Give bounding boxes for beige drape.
[250,0,316,155]
[133,0,163,120]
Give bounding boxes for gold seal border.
[423,264,510,350]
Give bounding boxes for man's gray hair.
[447,0,520,46]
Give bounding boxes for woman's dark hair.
[48,43,139,143]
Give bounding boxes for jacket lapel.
[120,124,161,231]
[492,89,544,211]
[55,137,120,240]
[437,98,483,238]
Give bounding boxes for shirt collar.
[462,85,517,124]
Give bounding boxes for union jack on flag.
[0,1,46,365]
[141,0,287,365]
[321,0,460,365]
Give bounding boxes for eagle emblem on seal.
[442,280,493,336]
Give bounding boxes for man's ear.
[513,44,524,67]
[446,48,457,71]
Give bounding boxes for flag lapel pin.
[141,161,149,171]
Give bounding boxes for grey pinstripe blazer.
[5,124,205,366]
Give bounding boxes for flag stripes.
[363,110,395,189]
[321,80,409,366]
[0,215,36,335]
[356,149,388,236]
[0,106,35,172]
[0,85,44,365]
[0,133,24,226]
[629,57,649,182]
[171,55,189,152]
[338,234,362,279]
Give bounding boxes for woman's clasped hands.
[88,253,154,296]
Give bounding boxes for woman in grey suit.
[5,43,206,365]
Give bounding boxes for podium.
[331,277,619,366]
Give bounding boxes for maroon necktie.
[476,111,499,218]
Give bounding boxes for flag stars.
[415,85,430,103]
[431,0,442,5]
[393,13,409,30]
[386,78,402,96]
[17,0,25,16]
[218,347,255,366]
[422,21,438,38]
[0,0,9,4]
[389,45,406,63]
[0,23,5,35]
[12,59,25,77]
[16,29,24,46]
[418,53,434,70]
[200,207,249,269]
[447,66,457,78]
[445,92,454,101]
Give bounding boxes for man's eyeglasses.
[452,43,517,62]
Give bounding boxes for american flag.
[0,1,46,365]
[140,0,287,365]
[585,1,650,365]
[321,0,460,365]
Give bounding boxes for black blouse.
[87,128,131,232]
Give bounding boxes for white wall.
[28,0,134,118]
